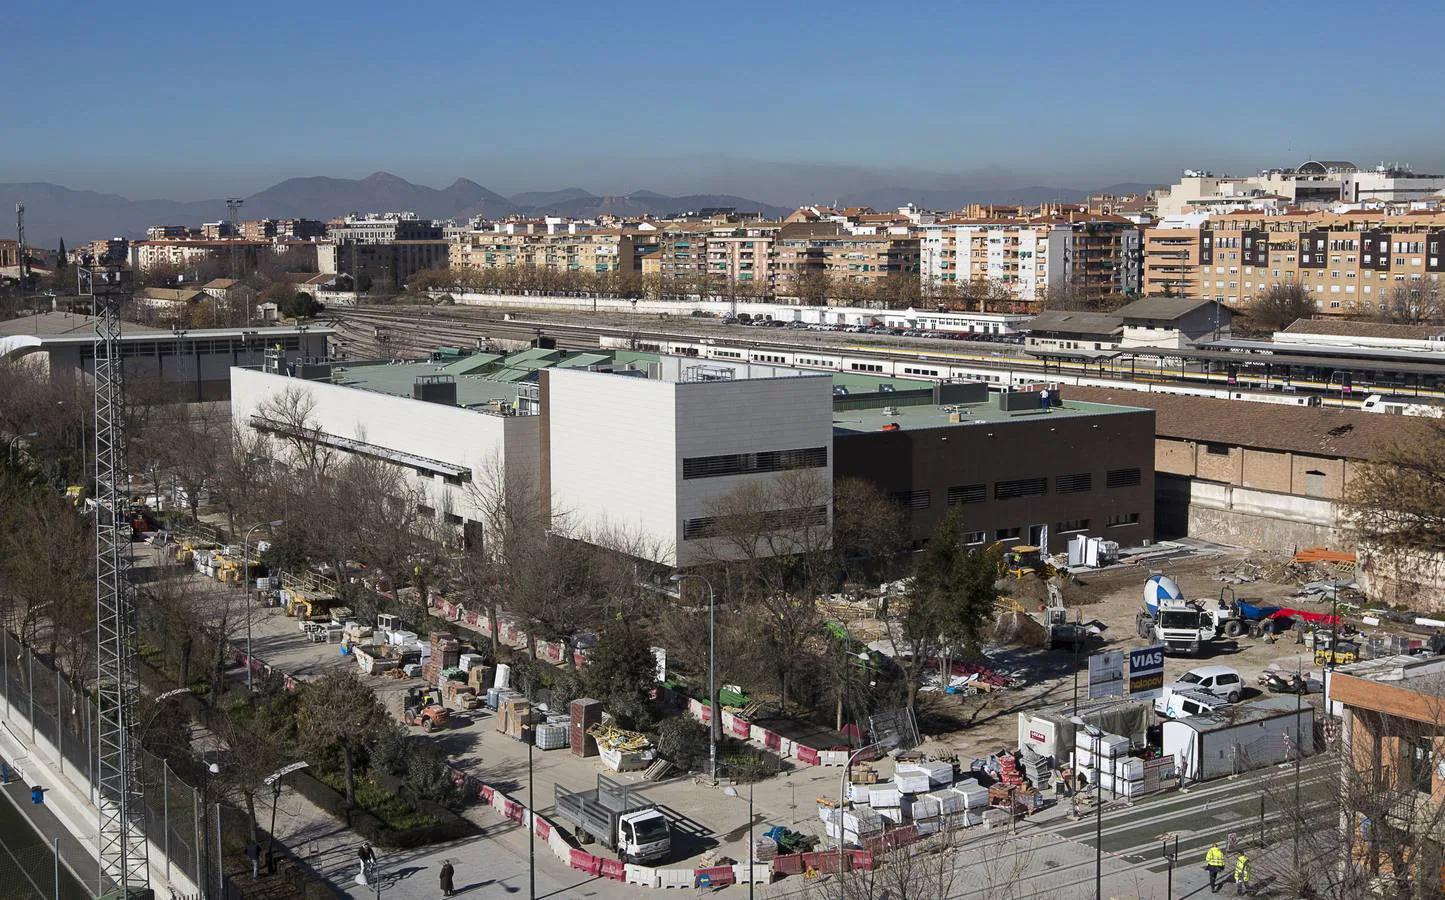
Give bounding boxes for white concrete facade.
[542,368,834,566]
[230,366,540,535]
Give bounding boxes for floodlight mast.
[83,264,150,895]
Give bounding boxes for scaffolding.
[80,265,149,895]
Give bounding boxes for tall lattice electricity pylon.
[79,265,149,896]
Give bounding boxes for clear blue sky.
[8,0,1445,202]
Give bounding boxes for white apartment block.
[920,223,1069,302]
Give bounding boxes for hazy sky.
[8,0,1445,202]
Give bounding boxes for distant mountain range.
[0,173,1160,247]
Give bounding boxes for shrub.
[656,716,710,772]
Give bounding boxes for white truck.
[554,774,672,864]
[1135,576,1243,655]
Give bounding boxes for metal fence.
[0,630,225,896]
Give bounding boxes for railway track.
[324,304,1441,407]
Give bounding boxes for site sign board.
[1087,650,1124,699]
[1128,645,1166,699]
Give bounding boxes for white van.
[1167,665,1245,703]
[1155,688,1232,720]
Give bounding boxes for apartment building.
[1157,160,1445,216]
[240,219,326,241]
[128,240,269,271]
[328,214,443,244]
[652,225,711,286]
[146,225,198,240]
[319,240,450,289]
[201,222,235,239]
[1144,211,1445,315]
[921,217,1140,303]
[0,239,18,268]
[707,226,779,290]
[448,230,644,276]
[773,224,920,288]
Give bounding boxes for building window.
[963,531,986,545]
[444,512,463,525]
[682,446,827,479]
[895,489,931,510]
[1057,519,1090,534]
[417,504,436,518]
[1106,512,1140,527]
[683,505,828,540]
[1410,736,1435,795]
[1106,467,1142,488]
[995,478,1048,500]
[994,527,1021,541]
[1055,472,1092,494]
[1205,443,1230,456]
[947,484,986,505]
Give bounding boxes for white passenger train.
[602,334,1325,407]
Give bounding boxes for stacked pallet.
[496,697,531,740]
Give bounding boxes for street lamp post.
[837,736,898,897]
[243,520,285,691]
[1072,717,1103,900]
[263,762,308,875]
[670,573,717,782]
[723,782,755,900]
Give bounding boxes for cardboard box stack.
[497,697,531,740]
[569,698,602,757]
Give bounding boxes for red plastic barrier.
[600,858,626,881]
[503,799,523,823]
[535,818,551,841]
[764,731,782,751]
[731,717,750,738]
[796,745,821,765]
[694,866,736,886]
[465,610,479,627]
[570,849,602,876]
[849,850,875,871]
[479,785,494,804]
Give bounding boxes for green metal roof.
[552,352,612,369]
[441,353,503,376]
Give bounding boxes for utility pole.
[80,264,149,896]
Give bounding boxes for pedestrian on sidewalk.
[245,841,261,879]
[357,842,377,884]
[439,859,455,897]
[1205,841,1225,892]
[1233,852,1251,895]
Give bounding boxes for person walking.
[439,859,455,897]
[1205,842,1226,892]
[1040,388,1052,413]
[245,841,261,879]
[357,842,377,884]
[1233,852,1251,895]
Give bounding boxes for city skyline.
[7,0,1445,200]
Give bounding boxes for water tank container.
[1142,574,1183,615]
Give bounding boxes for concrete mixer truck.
[1135,574,1244,655]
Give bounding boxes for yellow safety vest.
[1234,856,1250,882]
[1206,847,1225,868]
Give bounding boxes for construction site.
[1,271,1443,900]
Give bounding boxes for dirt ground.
[911,546,1348,761]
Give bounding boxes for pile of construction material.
[1075,729,1141,798]
[822,757,998,846]
[589,723,656,772]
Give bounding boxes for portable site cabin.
[1163,696,1314,783]
[1018,697,1154,762]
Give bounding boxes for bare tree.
[1247,283,1317,334]
[1379,280,1445,325]
[1343,418,1445,552]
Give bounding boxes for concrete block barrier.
[626,864,660,887]
[656,868,695,888]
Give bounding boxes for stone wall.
[1357,546,1445,612]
